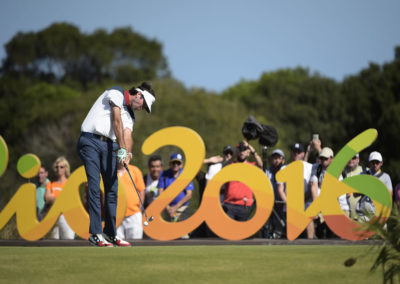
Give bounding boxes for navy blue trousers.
[222,203,251,221]
[77,133,119,236]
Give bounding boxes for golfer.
[77,82,156,247]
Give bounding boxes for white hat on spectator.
[271,149,285,158]
[368,151,383,162]
[319,147,334,158]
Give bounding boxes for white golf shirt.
[81,88,134,141]
[279,160,313,193]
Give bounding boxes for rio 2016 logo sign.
[0,127,392,241]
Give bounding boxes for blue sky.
[1,0,399,92]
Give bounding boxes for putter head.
[149,216,154,222]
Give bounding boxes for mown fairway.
[0,245,379,284]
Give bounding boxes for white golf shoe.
[88,234,113,247]
[103,234,131,247]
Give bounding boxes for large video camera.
[242,115,278,172]
[241,115,278,147]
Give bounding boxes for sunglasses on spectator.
[171,161,182,165]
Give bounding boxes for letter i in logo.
[0,136,41,180]
[0,136,8,178]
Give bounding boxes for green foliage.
[1,23,170,87]
[1,81,81,142]
[368,208,400,283]
[345,208,400,284]
[222,67,344,150]
[340,58,400,169]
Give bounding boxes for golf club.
[123,162,154,226]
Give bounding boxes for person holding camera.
[222,141,262,221]
[204,145,234,183]
[304,134,322,163]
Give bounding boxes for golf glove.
[127,152,133,160]
[117,148,127,163]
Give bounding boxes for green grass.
[0,245,379,284]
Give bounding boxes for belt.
[81,132,115,143]
[224,202,248,207]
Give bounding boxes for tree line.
[0,22,170,87]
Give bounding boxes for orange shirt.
[118,165,145,216]
[46,180,67,199]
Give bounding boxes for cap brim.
[140,89,155,113]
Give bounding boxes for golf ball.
[144,221,148,226]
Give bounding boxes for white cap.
[136,88,155,113]
[368,151,383,162]
[271,149,285,158]
[319,147,334,158]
